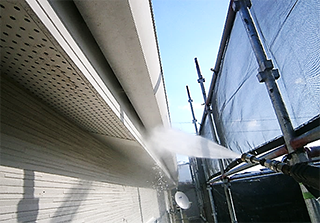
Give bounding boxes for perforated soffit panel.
[0,1,136,141]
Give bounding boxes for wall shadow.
[17,170,39,222]
[50,180,92,222]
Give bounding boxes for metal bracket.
[197,77,205,84]
[257,69,280,83]
[258,59,274,72]
[232,0,252,12]
[272,69,280,79]
[205,105,213,114]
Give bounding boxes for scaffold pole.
[233,0,320,221]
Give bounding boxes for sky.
[152,0,230,135]
[152,1,230,162]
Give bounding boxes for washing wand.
[241,153,320,193]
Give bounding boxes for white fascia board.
[73,0,170,130]
[128,0,170,127]
[25,0,176,184]
[26,0,142,144]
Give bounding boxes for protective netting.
[209,0,320,155]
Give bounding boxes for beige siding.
[0,77,169,222]
[139,188,160,222]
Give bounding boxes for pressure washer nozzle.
[241,153,249,162]
[242,153,288,172]
[241,153,260,164]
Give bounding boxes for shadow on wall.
[50,180,92,222]
[15,169,92,222]
[157,189,169,222]
[17,170,39,222]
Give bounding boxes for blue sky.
[152,0,230,135]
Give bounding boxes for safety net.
[207,0,320,157]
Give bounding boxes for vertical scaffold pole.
[186,86,209,222]
[195,58,238,223]
[195,58,207,102]
[186,85,199,135]
[233,0,320,221]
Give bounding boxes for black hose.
[290,163,320,192]
[241,153,320,197]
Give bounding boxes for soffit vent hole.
[0,1,134,140]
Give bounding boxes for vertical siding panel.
[140,188,160,222]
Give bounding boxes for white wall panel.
[0,77,168,222]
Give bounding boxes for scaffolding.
[185,0,320,222]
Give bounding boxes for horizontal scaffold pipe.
[207,145,287,184]
[208,144,320,185]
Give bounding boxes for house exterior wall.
[0,76,169,222]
